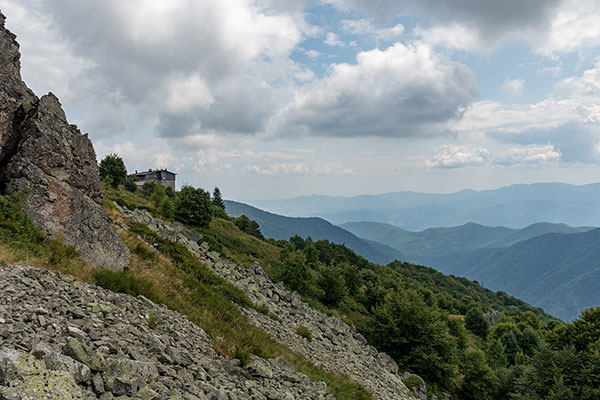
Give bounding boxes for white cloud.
[3,0,305,138]
[498,78,526,97]
[242,162,353,176]
[531,0,600,56]
[341,18,404,41]
[165,73,214,113]
[274,42,477,137]
[305,49,322,58]
[415,24,483,52]
[324,32,344,46]
[428,144,561,169]
[494,145,561,166]
[457,62,600,137]
[427,145,489,168]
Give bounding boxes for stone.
[0,11,129,270]
[43,351,91,383]
[0,348,84,399]
[64,337,106,372]
[0,265,336,400]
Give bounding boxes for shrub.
[124,175,138,192]
[133,243,156,261]
[234,215,264,239]
[141,182,156,198]
[296,326,313,342]
[148,312,161,329]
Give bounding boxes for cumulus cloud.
[427,145,489,168]
[428,144,561,168]
[498,78,526,97]
[530,0,600,56]
[274,42,478,137]
[494,145,561,166]
[341,18,404,41]
[329,0,561,47]
[415,23,483,52]
[5,0,305,139]
[490,122,600,164]
[455,62,600,163]
[243,162,353,176]
[324,32,344,46]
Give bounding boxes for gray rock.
[0,265,335,400]
[0,348,84,399]
[43,351,91,383]
[0,11,129,270]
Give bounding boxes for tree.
[174,186,212,227]
[461,349,499,400]
[486,338,508,369]
[234,215,264,239]
[465,306,489,338]
[212,187,225,210]
[369,289,459,386]
[99,154,127,188]
[274,251,310,294]
[316,265,347,307]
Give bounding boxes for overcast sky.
[2,0,600,200]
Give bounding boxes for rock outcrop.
[123,208,415,400]
[0,11,128,270]
[0,265,335,399]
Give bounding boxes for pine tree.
[212,187,225,210]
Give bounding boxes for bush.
[141,182,156,198]
[124,175,138,192]
[0,194,47,253]
[234,215,264,239]
[99,154,127,188]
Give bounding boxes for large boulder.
[0,11,128,270]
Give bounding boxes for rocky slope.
[0,11,128,270]
[123,208,415,400]
[0,265,336,399]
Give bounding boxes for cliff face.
[0,11,128,270]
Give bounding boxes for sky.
[1,0,600,201]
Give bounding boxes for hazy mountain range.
[250,182,600,231]
[228,193,600,321]
[224,200,405,265]
[342,221,599,321]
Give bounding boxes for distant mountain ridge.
[251,182,600,230]
[224,200,405,265]
[341,220,598,321]
[340,221,593,258]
